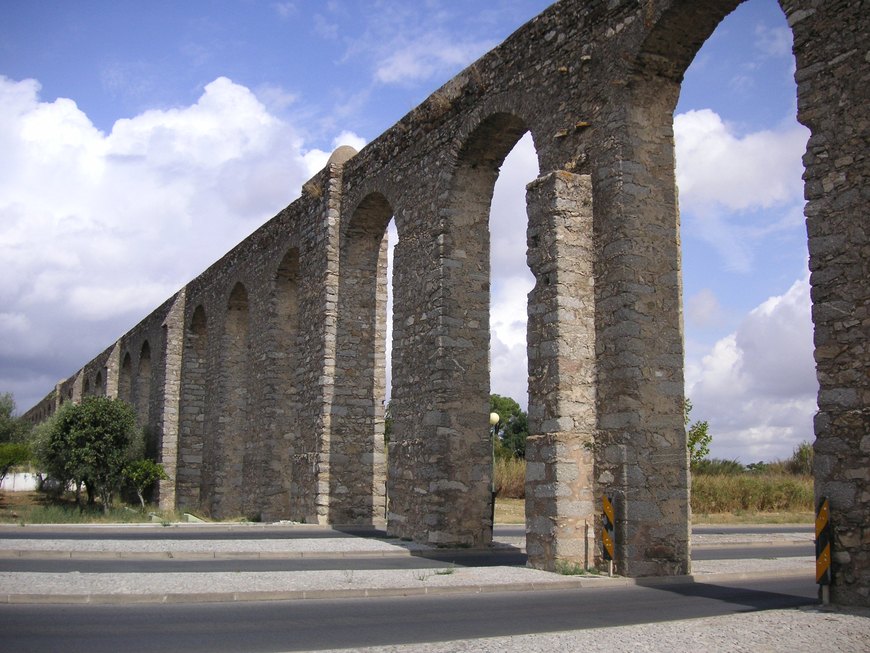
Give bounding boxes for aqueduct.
[25,0,869,605]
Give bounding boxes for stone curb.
[0,547,523,560]
[0,568,812,605]
[0,542,813,560]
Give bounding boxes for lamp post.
[490,411,500,528]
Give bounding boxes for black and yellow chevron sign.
[815,496,831,585]
[602,493,615,561]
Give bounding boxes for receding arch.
[211,281,250,517]
[119,353,132,405]
[271,249,302,520]
[331,193,393,524]
[136,341,152,429]
[178,305,208,510]
[387,111,537,547]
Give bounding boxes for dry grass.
[691,472,813,515]
[494,497,524,524]
[494,457,526,499]
[0,491,184,524]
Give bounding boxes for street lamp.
[490,411,500,527]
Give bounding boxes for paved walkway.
[0,522,815,604]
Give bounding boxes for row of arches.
[177,249,301,521]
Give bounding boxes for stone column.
[295,165,343,524]
[158,291,185,510]
[785,0,870,607]
[524,171,597,571]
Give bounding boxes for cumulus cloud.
[675,108,808,271]
[675,109,807,213]
[686,277,817,463]
[0,75,338,410]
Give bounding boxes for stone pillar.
[295,165,343,524]
[387,210,493,548]
[524,171,597,571]
[785,0,870,606]
[158,291,185,510]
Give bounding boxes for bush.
[692,458,745,475]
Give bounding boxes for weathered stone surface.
[23,0,869,604]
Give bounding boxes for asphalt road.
[0,575,817,653]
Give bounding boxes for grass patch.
[495,497,524,524]
[0,491,185,525]
[555,560,602,576]
[691,472,813,514]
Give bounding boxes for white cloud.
[0,75,323,410]
[675,108,808,272]
[687,277,817,462]
[754,24,792,58]
[675,108,807,213]
[374,33,496,85]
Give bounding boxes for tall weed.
[691,472,813,514]
[495,457,526,499]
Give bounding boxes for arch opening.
[332,193,393,525]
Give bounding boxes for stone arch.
[136,341,152,429]
[272,249,302,520]
[178,305,208,510]
[94,370,104,396]
[119,353,133,405]
[213,281,250,517]
[387,111,537,547]
[635,0,868,603]
[331,193,393,524]
[83,378,90,397]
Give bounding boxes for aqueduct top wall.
[25,0,870,605]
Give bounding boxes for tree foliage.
[39,397,139,512]
[0,443,29,486]
[489,394,530,459]
[684,399,711,466]
[0,392,30,445]
[124,459,169,511]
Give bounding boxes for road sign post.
[603,493,615,577]
[815,495,832,605]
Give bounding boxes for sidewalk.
[0,522,815,605]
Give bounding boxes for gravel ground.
[314,607,870,653]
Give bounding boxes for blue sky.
[0,0,815,463]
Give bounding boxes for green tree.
[0,392,30,444]
[489,394,530,459]
[0,443,29,486]
[43,397,139,512]
[124,460,169,511]
[684,399,711,466]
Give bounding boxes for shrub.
[692,458,745,476]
